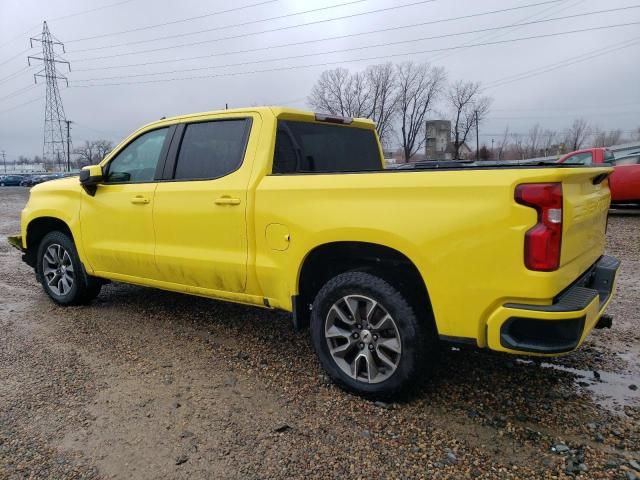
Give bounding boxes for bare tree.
[511,132,526,160]
[308,64,399,146]
[74,139,113,167]
[496,126,510,160]
[74,141,96,167]
[541,129,558,156]
[93,139,113,161]
[525,123,542,158]
[448,80,491,160]
[396,62,446,161]
[308,68,352,116]
[564,118,591,151]
[308,68,372,118]
[365,63,398,147]
[592,127,623,147]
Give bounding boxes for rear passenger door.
[153,114,257,294]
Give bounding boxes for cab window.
[614,155,640,166]
[106,128,169,183]
[564,152,593,165]
[173,119,250,180]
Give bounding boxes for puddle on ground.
[517,359,640,415]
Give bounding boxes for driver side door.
[80,126,174,280]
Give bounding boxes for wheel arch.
[293,241,435,333]
[24,216,74,268]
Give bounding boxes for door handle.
[215,196,241,206]
[130,195,150,205]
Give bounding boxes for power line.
[493,99,640,112]
[0,65,37,85]
[69,0,375,52]
[429,0,583,63]
[66,0,279,43]
[485,35,640,89]
[72,12,640,83]
[0,84,38,103]
[67,0,436,59]
[0,47,33,68]
[72,121,129,137]
[477,130,637,137]
[0,95,43,115]
[48,0,139,23]
[73,0,568,71]
[70,21,640,87]
[0,0,139,51]
[488,110,640,120]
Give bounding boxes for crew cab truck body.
[558,147,640,205]
[10,107,619,397]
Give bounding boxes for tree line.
[491,120,640,161]
[307,62,639,162]
[8,140,114,171]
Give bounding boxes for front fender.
[20,179,92,272]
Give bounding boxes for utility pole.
[28,22,71,167]
[491,138,494,158]
[65,120,72,172]
[1,150,6,173]
[475,110,479,160]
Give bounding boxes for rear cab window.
[272,120,382,174]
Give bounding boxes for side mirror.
[79,165,103,196]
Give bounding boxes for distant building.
[425,120,472,160]
[425,120,451,160]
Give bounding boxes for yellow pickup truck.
[10,107,619,397]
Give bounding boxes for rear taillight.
[515,183,563,271]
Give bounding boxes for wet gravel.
[0,187,638,479]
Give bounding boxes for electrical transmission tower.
[28,22,71,170]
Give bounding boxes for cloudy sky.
[0,0,639,159]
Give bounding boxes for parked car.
[8,107,619,398]
[0,174,25,186]
[613,153,640,166]
[21,174,60,187]
[557,147,640,206]
[19,174,34,186]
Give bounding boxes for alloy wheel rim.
[325,294,402,384]
[42,243,74,296]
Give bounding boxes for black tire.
[310,271,436,399]
[36,230,102,305]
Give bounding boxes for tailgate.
[561,167,611,271]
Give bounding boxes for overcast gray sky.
[0,0,639,158]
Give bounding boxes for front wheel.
[310,271,435,398]
[36,231,102,305]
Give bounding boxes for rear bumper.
[486,255,620,355]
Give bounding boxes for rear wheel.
[37,231,102,305]
[311,271,436,398]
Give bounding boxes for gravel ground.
[0,186,638,480]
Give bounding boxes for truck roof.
[135,106,376,134]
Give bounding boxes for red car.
[557,147,640,206]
